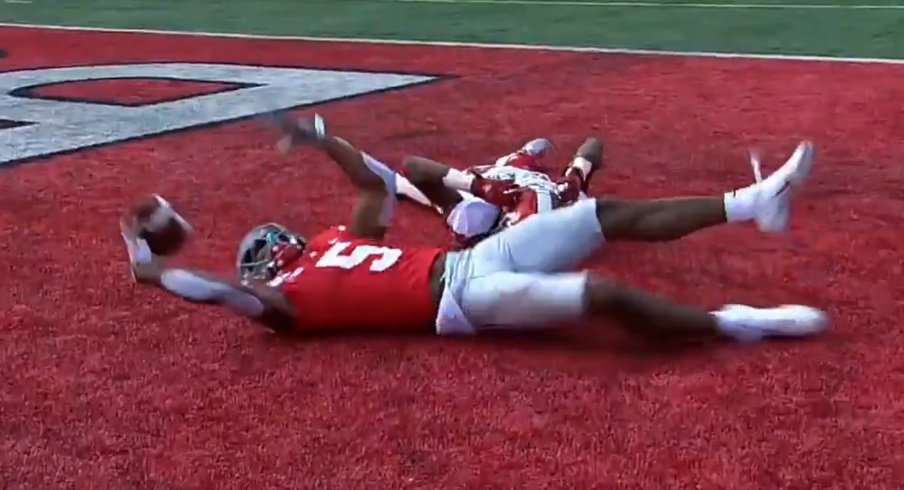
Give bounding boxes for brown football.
[133,194,192,256]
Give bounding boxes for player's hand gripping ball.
[132,194,192,256]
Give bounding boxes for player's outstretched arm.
[120,220,296,332]
[403,155,520,211]
[401,156,466,216]
[272,113,395,239]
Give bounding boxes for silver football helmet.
[236,222,306,283]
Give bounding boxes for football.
[133,194,192,256]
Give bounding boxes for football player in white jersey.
[395,137,602,248]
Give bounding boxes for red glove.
[469,174,521,208]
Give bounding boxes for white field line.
[396,0,904,9]
[0,21,902,65]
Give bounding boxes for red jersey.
[269,226,443,332]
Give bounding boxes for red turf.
[1,26,904,489]
[29,78,238,106]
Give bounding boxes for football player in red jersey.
[394,137,600,248]
[121,113,828,342]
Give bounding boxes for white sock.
[711,306,763,342]
[722,183,759,222]
[394,173,433,207]
[442,168,476,192]
[569,157,593,179]
[360,153,397,226]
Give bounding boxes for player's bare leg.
[464,242,826,342]
[580,275,825,341]
[596,142,814,241]
[487,141,815,275]
[272,113,399,238]
[463,267,826,341]
[584,276,717,336]
[400,156,466,216]
[578,141,822,340]
[459,141,824,340]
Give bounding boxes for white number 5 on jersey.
[316,242,402,272]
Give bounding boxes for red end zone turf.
[1,26,904,489]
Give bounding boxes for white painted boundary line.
[1,21,902,65]
[398,0,904,9]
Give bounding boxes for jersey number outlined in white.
[316,242,403,272]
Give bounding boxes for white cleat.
[274,113,328,154]
[310,113,327,140]
[714,304,829,342]
[751,141,815,233]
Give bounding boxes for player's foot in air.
[713,304,828,342]
[495,137,554,170]
[752,141,814,232]
[268,112,328,153]
[724,141,815,233]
